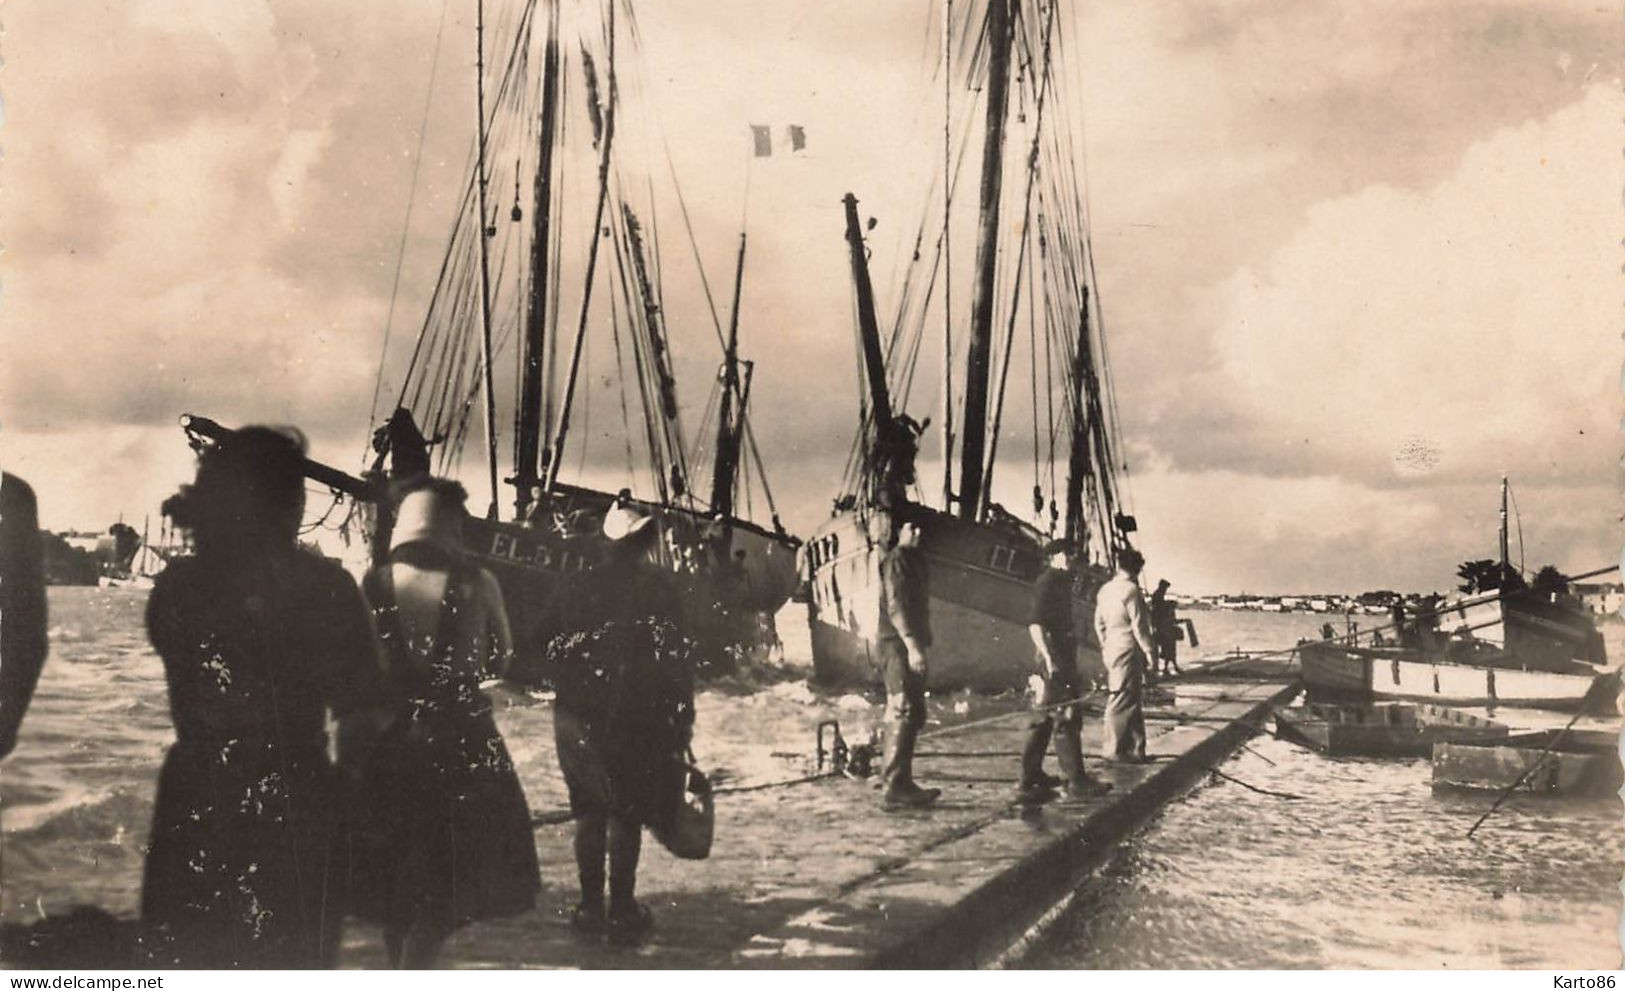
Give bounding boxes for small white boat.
[1298,640,1613,712]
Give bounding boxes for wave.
[4,784,151,842]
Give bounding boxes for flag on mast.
[787,125,806,152]
[750,125,772,157]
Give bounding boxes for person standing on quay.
[353,479,540,967]
[1016,540,1112,804]
[142,427,392,967]
[1148,579,1183,680]
[0,471,48,761]
[876,515,941,810]
[548,502,695,946]
[1094,547,1156,763]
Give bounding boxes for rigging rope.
[363,0,452,466]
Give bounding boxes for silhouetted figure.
[1391,601,1416,649]
[373,407,434,480]
[142,427,391,968]
[0,472,47,760]
[351,480,540,968]
[547,504,694,946]
[876,513,941,810]
[1016,540,1111,804]
[1148,579,1183,678]
[1094,548,1155,763]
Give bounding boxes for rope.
[363,0,452,464]
[1464,697,1607,839]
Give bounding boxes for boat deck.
[335,676,1297,969]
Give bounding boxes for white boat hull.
[1298,641,1608,711]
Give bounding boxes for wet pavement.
[340,675,1297,969]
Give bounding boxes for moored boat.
[178,0,800,682]
[1432,729,1622,796]
[1297,640,1612,712]
[1271,702,1508,757]
[805,0,1137,692]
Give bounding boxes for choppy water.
[3,590,1619,969]
[1021,609,1625,970]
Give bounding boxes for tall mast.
[939,0,955,511]
[842,193,893,470]
[1499,475,1510,573]
[473,0,501,520]
[543,0,617,494]
[514,0,562,520]
[955,0,1014,522]
[1063,286,1091,547]
[711,233,748,516]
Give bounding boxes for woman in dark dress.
[141,427,391,968]
[352,479,539,967]
[548,503,695,946]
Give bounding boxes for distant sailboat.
[1300,478,1616,711]
[805,0,1136,691]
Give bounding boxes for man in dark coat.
[1148,579,1182,679]
[1017,540,1111,804]
[875,513,940,810]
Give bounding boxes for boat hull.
[1298,640,1608,711]
[1271,702,1509,757]
[454,485,800,685]
[804,505,1108,692]
[1432,732,1623,796]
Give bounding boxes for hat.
[1041,538,1075,556]
[603,503,656,542]
[391,482,467,553]
[1156,578,1170,589]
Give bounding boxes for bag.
[652,748,713,860]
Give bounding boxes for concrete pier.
[344,675,1298,969]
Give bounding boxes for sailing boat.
[1300,477,1616,711]
[182,0,799,681]
[805,0,1136,691]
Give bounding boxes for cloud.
[1155,84,1621,492]
[1,1,1616,593]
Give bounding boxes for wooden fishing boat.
[179,0,800,682]
[1432,729,1622,796]
[805,0,1135,692]
[1297,640,1612,712]
[1271,702,1508,757]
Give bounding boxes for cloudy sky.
[2,0,1619,594]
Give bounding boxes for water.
[0,587,999,923]
[4,591,1619,969]
[1020,608,1625,970]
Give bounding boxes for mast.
[939,0,954,510]
[711,233,748,516]
[543,0,617,494]
[842,193,895,501]
[1063,286,1091,547]
[955,0,1014,522]
[473,0,501,520]
[513,0,562,520]
[845,193,897,513]
[1499,475,1510,574]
